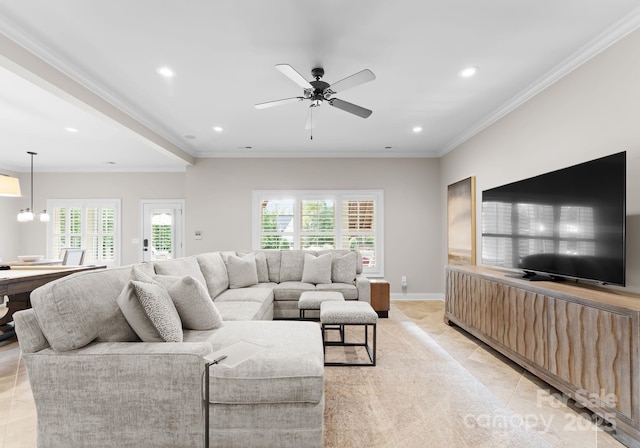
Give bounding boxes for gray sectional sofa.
[14,249,370,448]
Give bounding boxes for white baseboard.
[390,293,444,301]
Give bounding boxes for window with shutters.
[253,191,383,276]
[47,199,121,266]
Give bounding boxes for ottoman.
[298,291,344,320]
[320,301,377,366]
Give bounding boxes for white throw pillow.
[117,264,166,342]
[130,280,183,342]
[158,275,224,330]
[301,253,332,284]
[116,280,164,342]
[332,252,357,284]
[225,253,259,289]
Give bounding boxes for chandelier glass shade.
[17,151,49,223]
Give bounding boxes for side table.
[369,279,390,318]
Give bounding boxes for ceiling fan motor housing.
[306,68,331,101]
[311,67,324,79]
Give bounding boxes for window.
[253,191,383,276]
[47,199,121,266]
[482,201,595,268]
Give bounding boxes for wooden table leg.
[0,292,30,341]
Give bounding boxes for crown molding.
[438,6,640,157]
[194,149,439,159]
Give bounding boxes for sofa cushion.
[30,265,140,352]
[224,253,259,289]
[130,280,183,342]
[249,282,278,289]
[155,275,224,331]
[263,250,282,283]
[183,320,324,404]
[154,256,207,289]
[273,281,316,301]
[214,287,273,304]
[301,253,332,284]
[214,301,272,321]
[255,252,269,283]
[316,282,358,300]
[280,250,315,282]
[196,252,229,298]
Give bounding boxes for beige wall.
[0,169,21,263]
[8,172,186,265]
[185,158,441,296]
[441,28,640,293]
[3,158,442,296]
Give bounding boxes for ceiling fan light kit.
[255,64,376,132]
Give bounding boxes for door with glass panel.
[141,201,184,262]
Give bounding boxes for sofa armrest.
[356,274,371,304]
[23,341,212,448]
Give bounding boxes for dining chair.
[60,248,85,266]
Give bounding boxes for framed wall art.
[447,176,476,266]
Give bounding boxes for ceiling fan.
[255,64,375,129]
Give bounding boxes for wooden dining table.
[0,265,106,341]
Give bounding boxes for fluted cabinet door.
[548,297,633,418]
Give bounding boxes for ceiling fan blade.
[275,64,313,89]
[329,98,373,118]
[329,69,375,93]
[304,105,320,130]
[254,97,304,109]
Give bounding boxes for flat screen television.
[481,151,626,286]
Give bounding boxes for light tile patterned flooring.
[393,300,625,448]
[0,300,629,447]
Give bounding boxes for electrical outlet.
[401,275,407,288]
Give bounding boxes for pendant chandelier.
[17,151,49,223]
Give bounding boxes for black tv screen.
[481,151,626,286]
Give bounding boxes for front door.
[141,201,184,262]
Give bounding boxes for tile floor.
[0,300,630,448]
[393,300,626,448]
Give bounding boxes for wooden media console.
[445,265,640,447]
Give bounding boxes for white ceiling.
[0,0,639,172]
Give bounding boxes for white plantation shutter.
[259,199,295,249]
[47,199,121,266]
[253,191,383,276]
[300,199,335,249]
[341,199,376,267]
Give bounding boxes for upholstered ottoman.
[192,320,325,447]
[298,291,344,320]
[320,301,377,366]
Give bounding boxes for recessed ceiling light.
[156,66,175,78]
[182,134,196,140]
[105,161,116,165]
[65,127,79,133]
[412,126,423,133]
[213,126,224,133]
[237,146,253,150]
[459,66,479,78]
[385,146,393,149]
